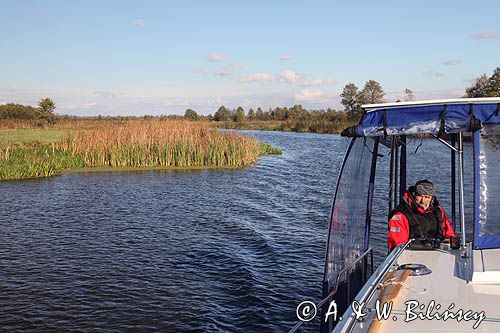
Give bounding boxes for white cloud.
[441,59,461,66]
[470,30,500,40]
[280,55,293,61]
[422,70,445,77]
[280,70,304,84]
[208,53,229,62]
[280,70,336,86]
[294,89,327,103]
[132,19,145,26]
[301,78,337,86]
[239,73,276,84]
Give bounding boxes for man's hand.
[450,236,460,249]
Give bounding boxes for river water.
[0,131,476,332]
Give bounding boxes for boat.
[290,97,500,332]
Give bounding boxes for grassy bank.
[0,120,282,180]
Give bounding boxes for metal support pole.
[389,138,395,213]
[394,138,399,207]
[451,135,457,231]
[399,136,407,200]
[458,132,466,251]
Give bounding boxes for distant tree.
[38,97,56,114]
[255,107,264,120]
[404,88,415,101]
[357,80,385,104]
[340,83,360,119]
[184,108,199,120]
[0,103,38,119]
[340,83,359,111]
[465,67,500,97]
[488,67,500,96]
[213,105,231,121]
[247,108,255,119]
[465,74,490,98]
[235,106,245,122]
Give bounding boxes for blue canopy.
[341,98,500,137]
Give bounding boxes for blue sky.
[0,0,499,116]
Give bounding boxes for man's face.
[415,194,433,210]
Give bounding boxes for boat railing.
[332,240,412,333]
[288,246,374,333]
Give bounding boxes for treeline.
[464,67,500,98]
[189,104,355,134]
[0,98,56,122]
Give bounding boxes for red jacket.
[388,193,456,250]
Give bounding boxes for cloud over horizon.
[208,54,230,62]
[441,59,461,66]
[294,89,327,103]
[132,18,144,26]
[280,70,336,86]
[470,30,500,40]
[422,69,445,77]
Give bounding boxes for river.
[0,131,476,332]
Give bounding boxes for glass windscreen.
[323,137,376,291]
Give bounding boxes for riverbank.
[0,120,282,180]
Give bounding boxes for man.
[387,179,457,250]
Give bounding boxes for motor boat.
[315,98,500,332]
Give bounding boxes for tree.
[184,108,199,120]
[465,74,490,97]
[357,80,385,104]
[235,106,245,122]
[247,108,255,119]
[404,88,415,101]
[340,83,362,119]
[38,97,56,114]
[255,107,264,120]
[465,67,500,97]
[213,105,231,121]
[340,83,359,113]
[487,67,500,97]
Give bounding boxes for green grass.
[259,143,283,155]
[0,129,66,145]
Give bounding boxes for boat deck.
[373,248,500,332]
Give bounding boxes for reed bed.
[0,119,280,180]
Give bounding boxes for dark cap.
[415,180,435,196]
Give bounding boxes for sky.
[0,0,499,116]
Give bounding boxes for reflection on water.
[0,131,485,332]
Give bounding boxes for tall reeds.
[0,119,275,180]
[57,120,262,168]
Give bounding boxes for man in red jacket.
[388,179,457,250]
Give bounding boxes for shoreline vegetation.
[0,119,282,181]
[2,68,498,180]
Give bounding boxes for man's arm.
[388,212,410,250]
[440,209,456,238]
